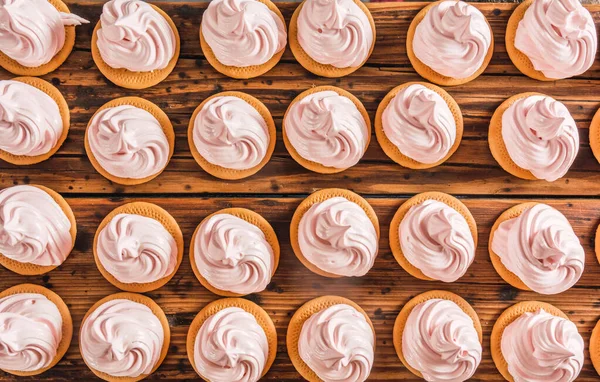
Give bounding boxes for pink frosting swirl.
[491,204,584,294]
[515,0,597,79]
[0,185,72,267]
[501,309,584,382]
[0,80,63,157]
[413,0,492,79]
[502,94,578,182]
[298,197,378,277]
[382,84,456,164]
[0,0,88,67]
[297,0,374,68]
[201,0,286,67]
[193,307,268,382]
[285,90,368,169]
[402,299,482,382]
[0,293,62,372]
[192,96,270,170]
[193,213,274,295]
[87,105,170,180]
[80,299,164,378]
[400,200,475,282]
[96,0,176,72]
[97,213,177,284]
[299,304,374,382]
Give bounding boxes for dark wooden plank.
[0,196,599,381]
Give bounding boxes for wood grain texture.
[1,2,600,381]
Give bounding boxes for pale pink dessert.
[96,0,176,72]
[285,91,368,170]
[80,299,164,378]
[192,96,270,170]
[403,299,481,382]
[491,203,584,294]
[0,80,63,157]
[87,105,170,180]
[298,304,374,382]
[515,0,596,79]
[502,94,578,182]
[0,293,62,372]
[413,1,492,79]
[96,213,177,284]
[0,185,72,267]
[382,84,456,164]
[400,200,475,282]
[297,0,374,68]
[501,309,584,382]
[202,0,286,67]
[298,197,378,277]
[0,0,88,67]
[193,307,268,382]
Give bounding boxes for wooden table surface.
[1,1,600,381]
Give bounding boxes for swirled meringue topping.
[400,200,475,282]
[96,0,176,72]
[297,0,374,68]
[0,185,72,266]
[299,304,374,382]
[202,0,286,67]
[491,204,584,294]
[0,293,62,372]
[0,0,88,67]
[80,299,164,378]
[298,197,378,277]
[193,96,270,170]
[193,213,274,295]
[285,90,368,169]
[97,213,177,284]
[382,84,457,164]
[501,309,584,382]
[194,307,268,382]
[402,299,482,382]
[87,105,170,180]
[0,80,63,157]
[413,0,492,79]
[515,0,597,79]
[501,94,578,182]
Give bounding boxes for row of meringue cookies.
[1,283,599,382]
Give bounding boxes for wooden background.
[1,1,600,381]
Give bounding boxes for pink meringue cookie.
[96,213,178,284]
[297,0,374,68]
[96,0,176,72]
[382,84,457,164]
[400,200,475,282]
[80,299,164,378]
[284,90,369,169]
[402,299,482,382]
[201,0,286,67]
[193,213,275,295]
[501,309,584,382]
[413,0,492,79]
[502,94,578,182]
[0,293,62,372]
[192,96,270,170]
[0,185,72,267]
[515,0,597,79]
[298,197,378,277]
[299,304,374,382]
[491,203,584,294]
[193,307,268,382]
[0,80,63,157]
[87,104,170,180]
[0,0,88,67]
